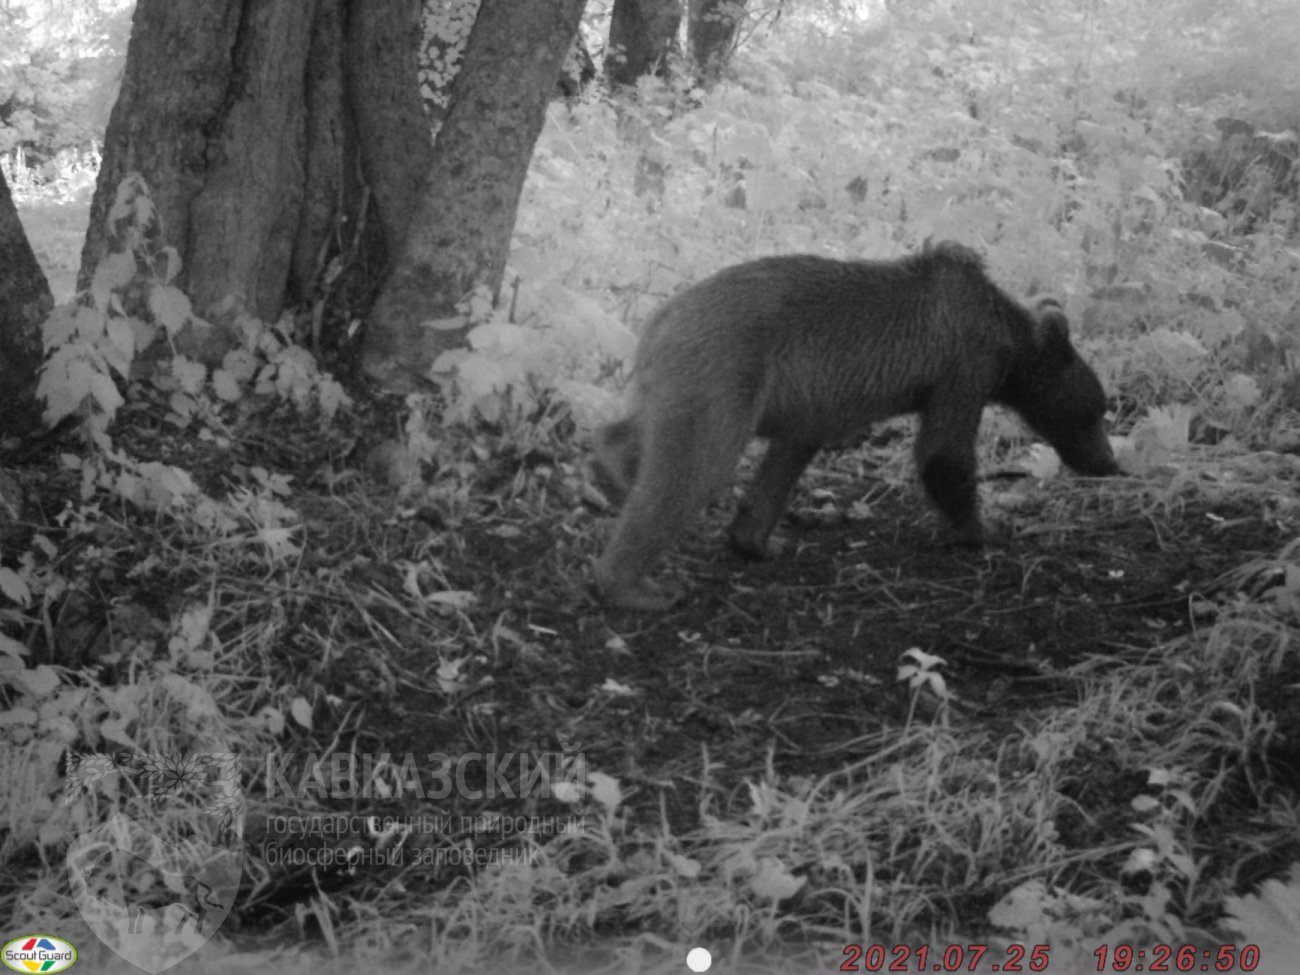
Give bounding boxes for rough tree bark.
[0,167,52,437]
[345,0,435,254]
[361,0,588,390]
[79,0,432,353]
[688,0,745,85]
[184,0,319,321]
[422,2,594,122]
[604,0,682,87]
[78,1,238,303]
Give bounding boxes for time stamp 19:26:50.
[839,943,1263,972]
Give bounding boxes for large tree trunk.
[78,0,239,303]
[361,0,587,390]
[345,0,434,252]
[688,0,745,85]
[80,0,431,347]
[605,0,682,87]
[185,0,319,320]
[0,167,52,437]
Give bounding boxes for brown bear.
[594,242,1118,610]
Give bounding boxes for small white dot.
[686,946,713,972]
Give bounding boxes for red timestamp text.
[841,943,1051,972]
[1093,943,1261,972]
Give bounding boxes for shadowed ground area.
[5,405,1298,967]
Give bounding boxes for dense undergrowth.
[3,1,1300,971]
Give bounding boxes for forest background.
[2,0,1300,972]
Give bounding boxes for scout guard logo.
[63,753,243,974]
[1,935,78,973]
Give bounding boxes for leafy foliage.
[429,278,634,429]
[0,0,132,161]
[35,174,350,507]
[486,0,1297,472]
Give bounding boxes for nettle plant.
[36,173,349,504]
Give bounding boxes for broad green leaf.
[90,251,136,311]
[149,284,194,335]
[212,368,243,402]
[89,372,124,418]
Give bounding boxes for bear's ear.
[1028,296,1071,350]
